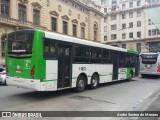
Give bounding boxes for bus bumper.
[6,76,41,91]
[140,71,160,75]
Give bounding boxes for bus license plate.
[16,70,22,73]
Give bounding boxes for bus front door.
[58,44,72,89]
[112,52,119,80]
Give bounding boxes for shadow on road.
[6,80,136,101]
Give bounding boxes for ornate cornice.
[80,22,86,27]
[61,15,69,21]
[50,11,59,17]
[72,19,78,24]
[32,2,42,10]
[19,0,29,4]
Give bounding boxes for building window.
[122,3,126,9]
[63,21,68,34]
[111,34,117,40]
[129,12,133,18]
[137,21,141,27]
[122,44,126,49]
[122,13,126,19]
[152,29,157,36]
[104,26,107,32]
[122,23,126,29]
[148,30,151,36]
[104,17,107,22]
[137,0,141,6]
[18,4,26,22]
[111,15,116,20]
[129,22,133,28]
[81,27,85,39]
[101,0,107,5]
[136,43,141,52]
[73,24,77,37]
[129,32,133,38]
[104,36,107,41]
[111,6,116,11]
[1,0,10,17]
[137,11,141,17]
[137,31,141,38]
[111,24,116,30]
[33,9,40,26]
[129,2,133,8]
[122,33,126,39]
[148,19,153,25]
[112,0,117,4]
[149,42,160,52]
[104,8,107,13]
[93,23,98,41]
[51,17,57,32]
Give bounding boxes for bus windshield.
[8,32,34,58]
[140,53,158,64]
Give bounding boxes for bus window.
[75,45,89,63]
[8,32,34,57]
[103,49,112,63]
[44,38,56,59]
[90,47,102,63]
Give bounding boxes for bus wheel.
[90,74,99,89]
[141,74,146,78]
[75,75,86,92]
[128,72,133,81]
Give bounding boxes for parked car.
[0,67,6,85]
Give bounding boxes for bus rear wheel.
[75,75,86,92]
[90,74,99,89]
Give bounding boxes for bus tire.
[141,74,146,78]
[75,75,86,92]
[90,74,99,89]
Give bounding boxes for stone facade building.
[101,0,160,53]
[0,0,103,63]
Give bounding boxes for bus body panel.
[118,68,127,80]
[72,64,113,88]
[45,60,58,90]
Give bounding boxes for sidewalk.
[137,93,160,120]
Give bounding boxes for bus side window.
[44,38,56,59]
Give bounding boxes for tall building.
[0,0,103,63]
[101,0,160,53]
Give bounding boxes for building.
[101,0,160,53]
[0,0,103,63]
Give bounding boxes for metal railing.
[0,15,47,30]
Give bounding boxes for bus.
[139,52,160,77]
[6,29,139,92]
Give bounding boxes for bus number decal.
[79,67,86,71]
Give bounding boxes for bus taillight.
[157,66,160,72]
[31,65,35,78]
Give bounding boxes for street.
[0,77,160,120]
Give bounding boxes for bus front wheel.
[75,75,86,92]
[90,74,99,89]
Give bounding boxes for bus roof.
[10,29,138,54]
[43,30,139,54]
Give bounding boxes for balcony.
[0,15,47,30]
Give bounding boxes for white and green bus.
[6,29,139,92]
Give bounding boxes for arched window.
[1,0,10,17]
[1,34,6,58]
[93,22,98,41]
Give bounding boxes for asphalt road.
[0,77,160,120]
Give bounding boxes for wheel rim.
[92,77,98,86]
[78,80,85,90]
